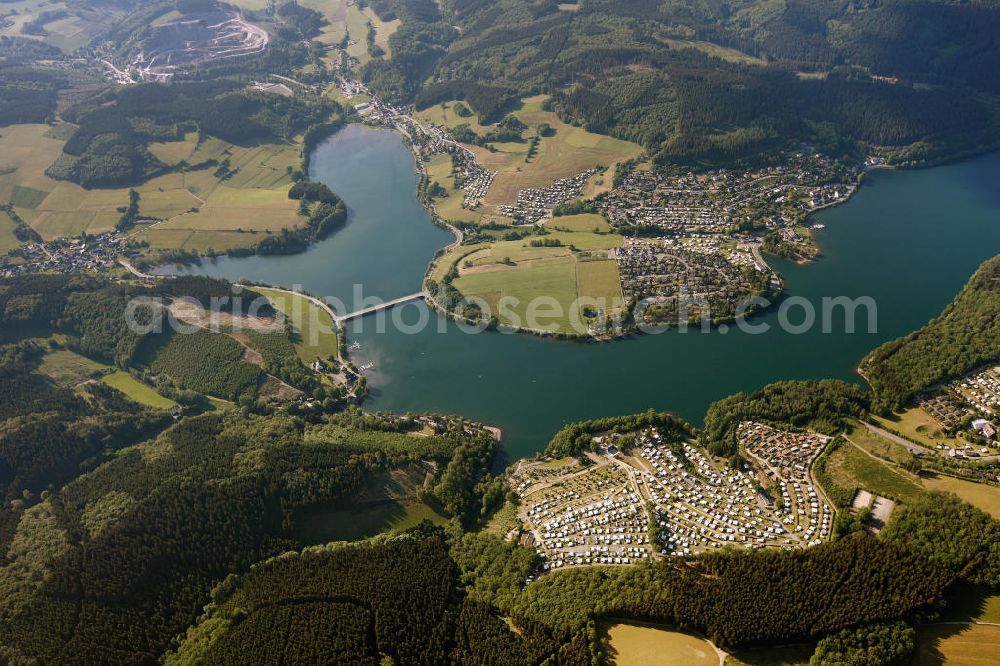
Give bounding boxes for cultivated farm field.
[416,101,495,136]
[0,124,125,239]
[0,124,303,252]
[0,214,22,254]
[361,6,399,57]
[453,256,580,332]
[33,344,178,408]
[477,96,642,208]
[872,407,961,450]
[346,4,373,64]
[444,221,625,333]
[844,422,915,464]
[101,371,177,410]
[0,0,118,53]
[547,213,612,233]
[36,348,107,386]
[576,259,625,309]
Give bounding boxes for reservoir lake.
[162,125,1000,461]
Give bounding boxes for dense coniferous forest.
[0,342,170,508]
[1,274,147,365]
[145,329,263,402]
[169,520,979,662]
[508,535,951,648]
[172,525,591,665]
[0,275,274,366]
[361,0,456,101]
[0,276,511,664]
[0,65,65,125]
[862,254,1000,412]
[881,492,1000,588]
[0,407,501,662]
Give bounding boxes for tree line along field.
[361,5,400,58]
[600,622,720,666]
[32,342,180,409]
[914,624,1000,666]
[266,0,384,67]
[0,123,304,253]
[424,152,482,224]
[724,644,814,666]
[446,216,625,334]
[921,473,1000,521]
[255,287,340,363]
[418,94,643,220]
[29,332,248,409]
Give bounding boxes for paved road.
[118,258,165,280]
[861,421,933,456]
[863,420,1000,462]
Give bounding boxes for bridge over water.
[336,291,428,324]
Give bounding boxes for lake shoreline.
[154,127,1000,459]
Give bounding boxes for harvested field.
[921,473,1000,520]
[914,624,1000,666]
[601,622,719,666]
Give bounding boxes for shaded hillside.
[862,254,1000,412]
[372,0,1000,165]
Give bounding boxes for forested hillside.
[371,0,1000,165]
[702,379,870,456]
[0,273,506,664]
[509,534,950,648]
[0,65,65,125]
[862,253,1000,412]
[0,340,170,513]
[0,409,501,662]
[170,525,592,665]
[0,273,339,405]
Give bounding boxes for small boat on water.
[348,341,361,351]
[359,362,375,371]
